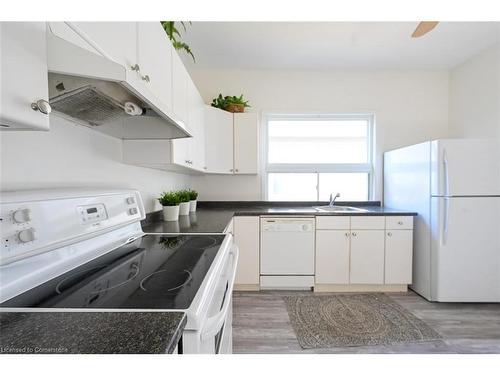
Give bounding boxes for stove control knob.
[18,228,36,243]
[126,196,136,205]
[13,208,31,223]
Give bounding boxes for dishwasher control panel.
[261,218,315,232]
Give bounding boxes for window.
[264,114,373,201]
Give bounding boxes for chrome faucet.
[329,193,340,207]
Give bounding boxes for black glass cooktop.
[1,234,225,310]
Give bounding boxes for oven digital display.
[86,207,98,214]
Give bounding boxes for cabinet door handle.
[131,64,140,72]
[141,74,150,83]
[31,99,51,115]
[351,232,357,237]
[235,169,239,173]
[230,169,234,172]
[345,232,350,237]
[387,232,392,237]
[398,221,404,225]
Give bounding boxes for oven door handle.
[201,245,239,341]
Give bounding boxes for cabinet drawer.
[386,216,413,230]
[316,216,350,230]
[350,216,385,230]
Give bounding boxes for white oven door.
[199,244,239,354]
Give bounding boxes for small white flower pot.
[189,200,197,212]
[162,205,180,222]
[179,202,190,216]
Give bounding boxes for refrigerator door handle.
[442,197,450,246]
[443,150,449,197]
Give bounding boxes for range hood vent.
[50,85,139,127]
[46,22,192,140]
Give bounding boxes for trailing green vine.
[161,21,195,62]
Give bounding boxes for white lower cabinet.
[350,230,385,284]
[384,230,413,284]
[233,216,260,289]
[314,215,414,291]
[315,230,350,284]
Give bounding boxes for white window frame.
[261,112,375,201]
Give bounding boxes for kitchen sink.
[314,205,369,213]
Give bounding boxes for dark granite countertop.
[142,201,417,234]
[0,311,186,354]
[142,209,235,234]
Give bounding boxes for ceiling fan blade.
[412,21,439,38]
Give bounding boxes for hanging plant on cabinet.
[161,21,196,62]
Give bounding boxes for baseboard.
[234,284,260,291]
[314,284,408,293]
[260,275,315,289]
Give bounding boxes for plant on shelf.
[161,21,196,62]
[188,189,198,212]
[158,191,180,222]
[211,94,251,113]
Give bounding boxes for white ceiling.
[180,22,499,70]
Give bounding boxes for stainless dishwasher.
[260,217,315,289]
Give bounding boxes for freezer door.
[430,139,500,196]
[430,196,500,302]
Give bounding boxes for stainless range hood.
[46,22,192,139]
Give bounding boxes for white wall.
[449,43,500,139]
[0,117,191,212]
[190,69,450,201]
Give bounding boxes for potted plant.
[188,189,198,212]
[178,189,191,216]
[211,94,251,113]
[158,191,180,222]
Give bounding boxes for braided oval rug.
[283,293,441,349]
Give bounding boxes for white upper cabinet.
[204,107,259,175]
[189,80,206,171]
[233,112,259,174]
[48,22,144,94]
[172,49,189,126]
[59,22,138,72]
[0,22,50,131]
[205,106,234,174]
[137,22,173,112]
[171,78,205,171]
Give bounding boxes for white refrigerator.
[384,139,500,302]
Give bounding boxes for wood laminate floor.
[232,290,500,354]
